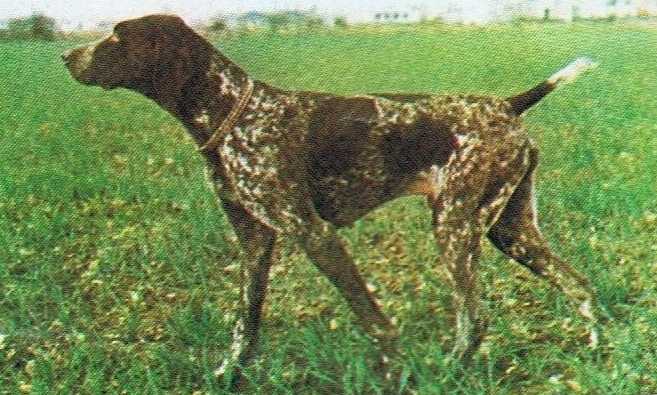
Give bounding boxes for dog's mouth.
[64,66,97,87]
[62,56,119,90]
[62,50,90,82]
[99,81,119,90]
[62,46,113,89]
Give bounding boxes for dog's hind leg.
[487,144,601,347]
[433,204,488,363]
[432,140,531,362]
[215,200,278,389]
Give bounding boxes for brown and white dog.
[63,14,600,389]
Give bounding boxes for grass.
[1,21,657,394]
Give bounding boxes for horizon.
[0,0,430,25]
[2,0,655,28]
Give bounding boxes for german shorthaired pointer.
[63,14,600,388]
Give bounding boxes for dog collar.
[198,79,255,153]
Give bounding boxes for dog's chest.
[207,92,312,228]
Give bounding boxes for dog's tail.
[506,57,598,116]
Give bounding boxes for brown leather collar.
[198,79,255,153]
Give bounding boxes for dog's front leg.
[297,216,401,381]
[215,200,278,391]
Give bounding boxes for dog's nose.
[61,49,72,62]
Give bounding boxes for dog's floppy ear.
[145,16,213,113]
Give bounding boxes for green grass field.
[2,21,657,394]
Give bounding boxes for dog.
[62,14,600,389]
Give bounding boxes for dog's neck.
[133,42,254,149]
[180,54,253,146]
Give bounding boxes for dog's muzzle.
[61,45,95,83]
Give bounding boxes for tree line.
[0,14,58,41]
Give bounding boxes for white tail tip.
[548,57,599,85]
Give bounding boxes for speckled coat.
[63,14,601,389]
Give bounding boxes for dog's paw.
[449,316,488,365]
[214,363,246,392]
[578,299,612,350]
[588,325,599,349]
[375,354,417,395]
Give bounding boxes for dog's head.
[62,14,207,91]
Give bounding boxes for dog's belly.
[310,180,395,227]
[310,166,441,227]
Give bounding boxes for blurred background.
[2,0,657,37]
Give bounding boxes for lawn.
[1,21,657,394]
